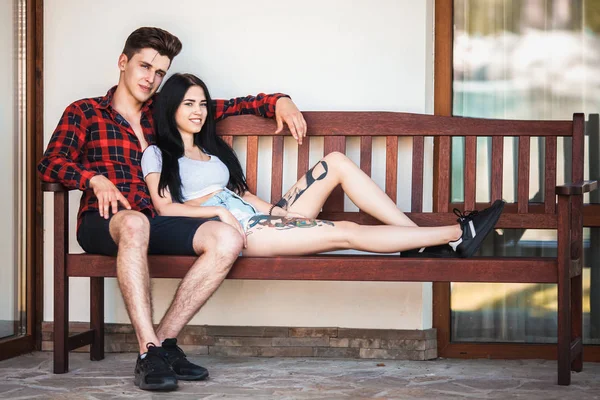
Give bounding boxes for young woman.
[142,73,504,258]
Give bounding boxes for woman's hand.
[284,211,306,219]
[216,208,247,248]
[269,206,306,219]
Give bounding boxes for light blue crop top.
[141,145,229,202]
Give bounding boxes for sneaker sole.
[176,371,209,381]
[134,374,178,391]
[458,201,505,258]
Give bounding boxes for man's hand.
[217,208,248,248]
[89,175,132,219]
[275,97,307,145]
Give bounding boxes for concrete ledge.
[41,322,437,360]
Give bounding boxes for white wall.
[43,0,435,329]
[0,0,16,325]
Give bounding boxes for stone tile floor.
[0,352,599,399]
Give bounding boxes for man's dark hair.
[122,27,182,61]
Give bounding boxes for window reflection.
[451,0,600,344]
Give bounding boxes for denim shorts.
[201,188,262,231]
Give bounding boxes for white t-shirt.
[141,145,230,202]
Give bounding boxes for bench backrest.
[216,112,584,231]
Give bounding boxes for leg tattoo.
[275,161,328,210]
[247,215,334,231]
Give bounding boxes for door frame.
[0,0,44,361]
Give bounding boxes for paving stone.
[178,333,215,346]
[359,348,424,360]
[424,348,438,360]
[178,345,209,355]
[209,346,260,357]
[288,327,338,338]
[330,338,381,348]
[338,328,430,340]
[125,333,137,343]
[313,347,360,358]
[104,323,135,334]
[179,325,208,336]
[272,337,329,347]
[213,336,273,347]
[104,342,139,353]
[381,339,426,350]
[206,326,288,337]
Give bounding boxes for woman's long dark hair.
[153,73,248,202]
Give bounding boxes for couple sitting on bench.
[38,27,504,391]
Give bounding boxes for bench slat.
[545,136,557,213]
[297,138,310,180]
[323,136,346,212]
[67,254,558,284]
[518,136,530,213]
[246,136,259,194]
[464,136,477,210]
[359,136,373,214]
[491,136,504,201]
[222,135,233,148]
[317,210,557,229]
[411,136,424,212]
[386,136,398,203]
[271,136,284,203]
[435,137,451,212]
[216,113,574,137]
[360,136,372,177]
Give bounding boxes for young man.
[38,27,306,391]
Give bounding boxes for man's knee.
[110,211,150,245]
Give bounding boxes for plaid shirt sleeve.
[212,93,290,122]
[37,103,97,190]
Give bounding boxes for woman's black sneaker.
[134,343,178,391]
[449,200,505,258]
[161,338,209,381]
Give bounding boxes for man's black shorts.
[77,211,209,256]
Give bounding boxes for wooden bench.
[43,111,596,385]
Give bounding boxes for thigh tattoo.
[275,161,329,210]
[246,215,334,234]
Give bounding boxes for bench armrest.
[41,182,72,192]
[555,180,598,195]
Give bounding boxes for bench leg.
[90,277,105,361]
[571,273,583,372]
[53,259,68,373]
[557,195,571,385]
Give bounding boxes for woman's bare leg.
[278,152,417,226]
[242,216,461,256]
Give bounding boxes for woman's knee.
[110,211,150,245]
[193,221,244,258]
[323,151,349,165]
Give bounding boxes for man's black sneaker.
[161,338,209,381]
[450,199,505,258]
[401,244,458,258]
[134,343,178,391]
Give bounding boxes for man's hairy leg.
[110,210,158,354]
[156,221,243,341]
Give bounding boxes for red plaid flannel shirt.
[38,86,288,224]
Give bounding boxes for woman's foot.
[449,200,505,258]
